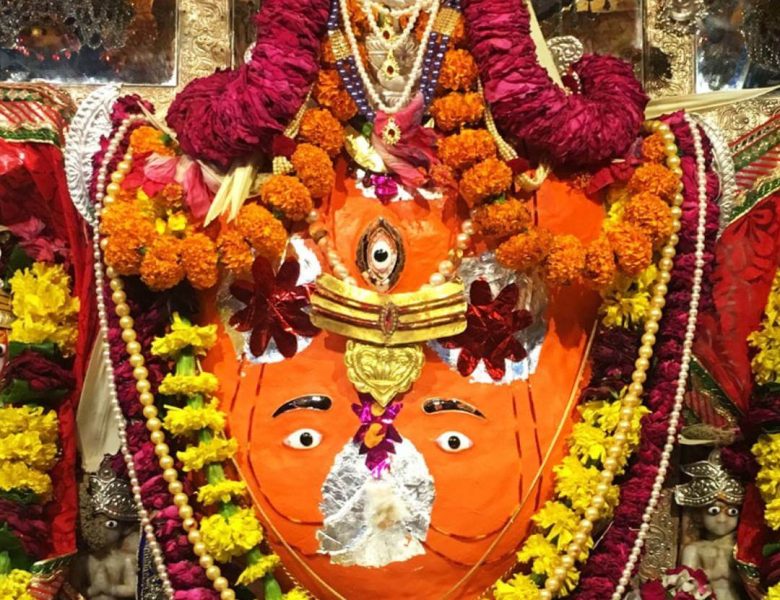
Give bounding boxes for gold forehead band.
[310,274,468,346]
[433,8,461,37]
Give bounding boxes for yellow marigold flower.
[0,569,34,600]
[197,480,248,506]
[517,534,558,576]
[158,372,219,397]
[163,399,226,437]
[494,573,540,600]
[177,437,238,472]
[600,265,658,328]
[237,553,280,586]
[767,584,780,600]
[0,432,58,470]
[553,456,619,515]
[765,497,780,530]
[748,270,780,384]
[152,313,218,358]
[9,262,80,355]
[200,508,264,563]
[569,423,609,465]
[0,461,52,498]
[0,406,58,442]
[531,501,579,551]
[284,588,310,600]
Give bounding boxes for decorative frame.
[65,0,232,111]
[644,0,780,142]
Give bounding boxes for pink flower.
[640,580,668,600]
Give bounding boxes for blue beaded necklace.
[327,0,460,123]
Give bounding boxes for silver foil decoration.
[429,251,548,385]
[674,449,746,508]
[217,236,321,363]
[317,439,435,567]
[547,36,584,73]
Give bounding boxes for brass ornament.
[344,340,425,406]
[381,117,402,145]
[310,273,467,346]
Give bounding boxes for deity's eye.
[284,429,323,450]
[435,431,473,453]
[726,507,739,517]
[104,519,119,529]
[707,505,721,516]
[356,218,405,292]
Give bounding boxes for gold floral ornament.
[310,273,467,405]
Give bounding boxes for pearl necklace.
[92,116,175,599]
[609,114,711,600]
[535,120,686,600]
[339,0,440,114]
[364,0,432,18]
[94,118,240,600]
[361,0,426,54]
[305,207,474,289]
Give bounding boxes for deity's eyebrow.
[272,395,333,417]
[422,398,485,418]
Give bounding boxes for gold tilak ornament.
[310,274,467,405]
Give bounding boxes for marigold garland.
[299,108,344,157]
[291,143,337,199]
[748,270,780,384]
[0,569,34,600]
[237,553,281,586]
[0,405,58,442]
[162,400,226,437]
[439,48,479,92]
[218,203,288,276]
[260,175,314,222]
[599,265,658,328]
[151,313,218,358]
[177,436,238,472]
[197,480,249,506]
[459,157,513,207]
[129,125,177,157]
[430,92,485,132]
[0,461,52,498]
[200,508,264,563]
[159,372,220,397]
[314,69,358,122]
[0,432,58,471]
[472,199,531,239]
[8,262,80,355]
[438,128,497,171]
[628,162,680,201]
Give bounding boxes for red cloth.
[0,138,97,558]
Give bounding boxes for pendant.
[344,340,425,407]
[380,117,402,146]
[380,50,400,80]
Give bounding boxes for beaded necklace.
[327,0,460,120]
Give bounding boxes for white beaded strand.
[361,0,428,54]
[341,0,440,114]
[91,116,175,599]
[609,114,710,600]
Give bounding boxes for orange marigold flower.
[104,230,145,275]
[607,222,653,277]
[438,129,496,171]
[235,202,287,260]
[459,157,513,207]
[472,199,531,238]
[321,39,336,66]
[623,191,673,246]
[140,236,185,291]
[314,70,358,122]
[439,49,478,92]
[543,234,586,287]
[299,108,344,157]
[583,236,617,289]
[629,163,679,201]
[429,163,459,198]
[181,233,219,290]
[291,143,336,199]
[129,125,176,157]
[641,133,668,164]
[158,183,184,208]
[217,229,254,276]
[496,228,553,273]
[260,175,314,222]
[348,0,368,32]
[430,92,485,132]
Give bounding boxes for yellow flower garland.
[177,436,238,472]
[163,399,226,437]
[237,553,281,586]
[0,461,52,498]
[748,268,780,599]
[0,432,58,470]
[197,480,249,507]
[0,569,34,600]
[200,508,264,563]
[151,312,218,358]
[8,262,79,355]
[0,405,58,442]
[158,372,220,396]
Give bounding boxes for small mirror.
[0,0,177,85]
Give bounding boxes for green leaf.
[4,246,32,282]
[361,121,374,139]
[8,341,61,361]
[0,378,67,406]
[0,489,39,505]
[264,574,284,600]
[0,526,33,571]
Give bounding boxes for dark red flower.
[4,350,75,392]
[229,257,319,358]
[640,579,668,600]
[440,280,532,380]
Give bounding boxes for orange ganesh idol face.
[203,176,602,599]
